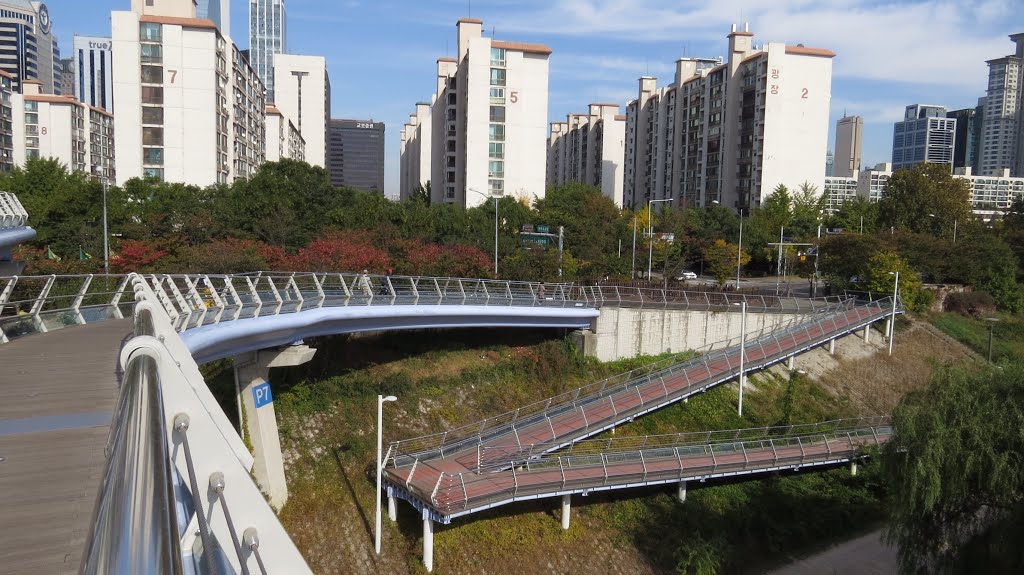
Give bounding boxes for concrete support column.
[787,356,795,370]
[678,480,687,503]
[387,493,397,522]
[828,339,836,355]
[885,319,892,339]
[235,345,317,509]
[850,461,858,477]
[863,325,871,343]
[561,494,571,530]
[423,514,434,572]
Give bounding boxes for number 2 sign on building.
[768,66,809,99]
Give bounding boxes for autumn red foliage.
[285,231,391,272]
[110,240,170,273]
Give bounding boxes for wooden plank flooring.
[0,320,131,575]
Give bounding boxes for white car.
[675,271,698,280]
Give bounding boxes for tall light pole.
[985,317,1000,362]
[738,301,747,416]
[647,198,671,280]
[631,214,637,279]
[888,271,899,356]
[92,166,109,274]
[736,209,744,289]
[375,394,398,555]
[469,188,500,275]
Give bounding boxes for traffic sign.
[253,381,273,408]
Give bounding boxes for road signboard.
[253,381,273,408]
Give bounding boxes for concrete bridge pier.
[423,511,434,572]
[829,339,836,355]
[234,344,317,509]
[678,480,687,503]
[787,356,795,370]
[561,494,572,529]
[851,461,858,476]
[388,492,397,522]
[863,325,871,343]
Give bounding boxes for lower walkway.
[0,320,131,575]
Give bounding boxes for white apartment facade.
[72,35,114,112]
[546,103,626,206]
[12,80,114,180]
[272,53,329,168]
[623,25,834,213]
[399,101,431,200]
[111,4,266,186]
[264,104,304,162]
[823,175,857,213]
[0,69,14,171]
[834,115,862,178]
[980,34,1023,176]
[401,19,551,208]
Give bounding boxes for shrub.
[945,291,997,318]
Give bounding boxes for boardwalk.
[0,320,131,575]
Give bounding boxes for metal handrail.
[387,298,898,465]
[80,352,182,575]
[0,191,28,228]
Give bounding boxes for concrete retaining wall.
[576,306,814,362]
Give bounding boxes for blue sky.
[48,0,1024,197]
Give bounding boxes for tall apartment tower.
[249,0,286,101]
[979,33,1024,176]
[0,1,61,93]
[0,70,15,171]
[400,104,431,200]
[111,1,267,186]
[73,35,114,112]
[947,106,982,171]
[265,105,305,162]
[12,80,115,179]
[272,53,329,168]
[891,104,956,171]
[546,104,626,206]
[196,0,229,36]
[329,119,384,192]
[833,115,862,178]
[622,25,834,212]
[401,19,551,207]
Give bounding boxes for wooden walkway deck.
[0,320,131,575]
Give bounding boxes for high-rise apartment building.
[891,104,956,171]
[111,3,266,185]
[12,80,114,180]
[979,34,1023,176]
[249,0,286,101]
[0,1,61,93]
[833,115,863,178]
[328,119,385,192]
[547,104,626,206]
[622,25,834,212]
[272,53,329,168]
[265,104,304,162]
[0,69,14,171]
[400,104,431,200]
[58,57,72,96]
[401,19,552,207]
[72,35,114,112]
[947,106,981,172]
[823,175,857,213]
[196,0,229,36]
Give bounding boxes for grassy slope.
[929,312,1024,363]
[248,322,972,575]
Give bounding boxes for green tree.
[828,196,879,235]
[878,163,972,236]
[534,183,628,280]
[704,239,750,287]
[789,181,825,238]
[883,361,1024,573]
[866,251,928,311]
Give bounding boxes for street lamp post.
[888,271,899,356]
[631,215,637,279]
[647,198,671,280]
[375,394,398,555]
[738,301,747,416]
[92,167,109,274]
[468,188,500,275]
[985,317,1000,362]
[736,210,744,289]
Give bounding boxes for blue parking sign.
[253,381,273,408]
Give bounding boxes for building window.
[143,127,163,146]
[143,167,164,180]
[141,44,162,64]
[141,65,162,84]
[24,112,37,124]
[141,86,163,104]
[489,68,506,87]
[142,106,163,124]
[139,23,162,42]
[490,47,506,67]
[24,101,37,112]
[488,179,504,193]
[489,142,504,159]
[488,160,504,178]
[488,124,504,141]
[489,106,505,122]
[143,147,164,165]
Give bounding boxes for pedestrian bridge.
[0,271,900,574]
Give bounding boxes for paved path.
[768,529,898,575]
[0,320,131,575]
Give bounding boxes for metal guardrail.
[402,417,892,520]
[0,191,28,228]
[385,298,897,468]
[570,284,847,313]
